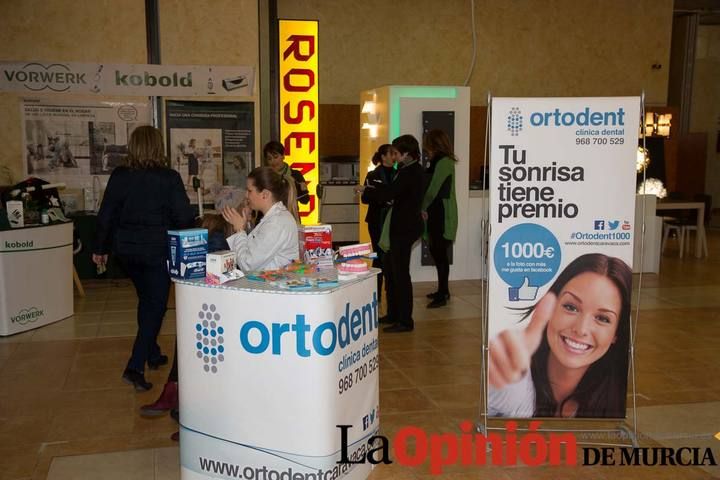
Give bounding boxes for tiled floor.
[2,231,720,479]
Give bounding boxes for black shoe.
[122,368,153,392]
[383,323,413,333]
[378,315,395,325]
[426,291,451,300]
[427,297,447,308]
[148,354,169,370]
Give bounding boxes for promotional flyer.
[487,97,640,419]
[165,101,254,204]
[175,276,379,480]
[22,98,149,179]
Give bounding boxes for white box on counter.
[206,250,235,277]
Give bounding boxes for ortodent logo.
[507,107,523,136]
[194,303,225,374]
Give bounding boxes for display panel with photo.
[169,128,223,200]
[22,99,149,184]
[165,101,254,205]
[487,97,641,419]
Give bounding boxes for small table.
[656,201,706,258]
[0,222,74,335]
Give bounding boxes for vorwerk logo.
[506,107,523,136]
[194,303,225,374]
[11,307,44,325]
[3,63,86,92]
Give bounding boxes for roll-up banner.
[278,19,319,224]
[487,97,640,419]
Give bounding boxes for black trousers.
[168,342,179,382]
[368,223,385,303]
[428,232,451,296]
[120,254,170,372]
[384,238,415,328]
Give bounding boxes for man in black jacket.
[359,134,424,333]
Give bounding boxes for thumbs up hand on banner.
[488,293,557,388]
[517,276,539,301]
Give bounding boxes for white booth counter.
[175,271,380,480]
[0,222,73,336]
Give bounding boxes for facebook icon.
[594,220,605,230]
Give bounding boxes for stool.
[662,222,686,258]
[682,224,709,258]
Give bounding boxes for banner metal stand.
[476,93,648,450]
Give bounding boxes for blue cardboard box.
[167,228,208,279]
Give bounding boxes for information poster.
[22,98,149,178]
[487,97,640,419]
[165,101,254,205]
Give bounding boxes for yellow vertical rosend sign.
[278,20,319,224]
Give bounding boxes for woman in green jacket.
[421,130,458,308]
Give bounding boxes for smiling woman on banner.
[488,253,632,418]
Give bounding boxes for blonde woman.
[93,126,195,392]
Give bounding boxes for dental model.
[336,259,369,274]
[338,243,372,258]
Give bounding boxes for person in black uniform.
[356,135,424,333]
[263,141,309,217]
[182,138,199,186]
[361,144,396,304]
[93,126,195,391]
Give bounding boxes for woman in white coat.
[222,166,299,271]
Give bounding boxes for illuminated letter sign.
[279,20,319,224]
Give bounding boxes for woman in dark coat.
[361,144,396,303]
[421,130,458,308]
[93,126,195,391]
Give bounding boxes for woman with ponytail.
[222,166,299,271]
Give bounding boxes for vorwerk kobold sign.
[1,61,255,97]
